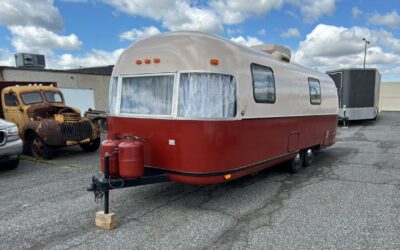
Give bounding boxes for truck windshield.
[44,91,63,103]
[178,73,236,118]
[21,92,43,104]
[120,75,174,115]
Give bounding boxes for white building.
[0,65,112,111]
[380,82,400,111]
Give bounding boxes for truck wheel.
[29,133,53,160]
[286,152,303,173]
[80,138,101,152]
[302,148,314,167]
[100,118,108,132]
[3,159,20,169]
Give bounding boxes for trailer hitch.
[87,154,169,214]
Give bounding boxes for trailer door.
[328,72,342,107]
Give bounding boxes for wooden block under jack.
[95,211,117,229]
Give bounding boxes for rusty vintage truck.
[0,81,101,159]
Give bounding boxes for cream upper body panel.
[112,31,338,119]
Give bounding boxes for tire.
[302,148,314,167]
[286,152,303,173]
[3,159,20,169]
[100,118,108,132]
[29,133,53,160]
[80,137,101,152]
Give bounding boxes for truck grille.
[63,113,81,123]
[60,120,92,141]
[0,131,5,146]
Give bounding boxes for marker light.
[153,58,160,63]
[136,60,142,65]
[210,58,219,65]
[224,174,232,180]
[144,59,151,64]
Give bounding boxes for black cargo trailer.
[327,68,381,121]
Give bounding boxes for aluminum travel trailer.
[88,32,338,214]
[327,68,381,121]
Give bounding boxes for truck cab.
[1,83,101,159]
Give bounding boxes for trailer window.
[251,64,276,103]
[21,92,43,104]
[44,92,63,103]
[309,78,321,105]
[120,75,174,115]
[178,73,236,118]
[4,93,19,106]
[108,77,118,114]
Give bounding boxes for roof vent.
[251,44,291,63]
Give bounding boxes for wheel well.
[24,129,36,141]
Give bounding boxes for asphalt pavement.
[0,112,399,249]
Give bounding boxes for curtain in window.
[108,77,118,114]
[178,73,236,118]
[120,75,174,115]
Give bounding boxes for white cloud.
[119,26,161,42]
[210,0,284,24]
[352,7,362,19]
[61,0,89,3]
[258,29,267,36]
[230,36,263,47]
[281,28,300,38]
[9,26,83,56]
[369,10,400,29]
[103,0,222,33]
[0,49,14,66]
[227,28,242,35]
[53,49,124,69]
[0,0,63,32]
[292,24,400,75]
[291,0,336,23]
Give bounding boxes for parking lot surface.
[1,112,399,249]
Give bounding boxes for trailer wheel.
[302,148,314,167]
[286,152,303,173]
[29,133,53,160]
[80,138,101,152]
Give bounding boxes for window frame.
[20,91,43,105]
[117,73,176,118]
[176,71,238,119]
[308,77,322,105]
[251,63,276,104]
[107,76,119,115]
[44,91,64,103]
[4,92,19,107]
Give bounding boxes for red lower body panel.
[107,115,337,184]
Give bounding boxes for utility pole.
[362,38,370,69]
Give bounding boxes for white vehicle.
[0,118,22,169]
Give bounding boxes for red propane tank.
[101,140,120,176]
[118,140,144,178]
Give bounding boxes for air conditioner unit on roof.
[15,53,46,69]
[251,44,291,63]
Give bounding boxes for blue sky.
[0,0,399,81]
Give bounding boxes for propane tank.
[101,140,120,176]
[118,140,144,178]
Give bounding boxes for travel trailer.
[327,68,381,121]
[88,32,338,215]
